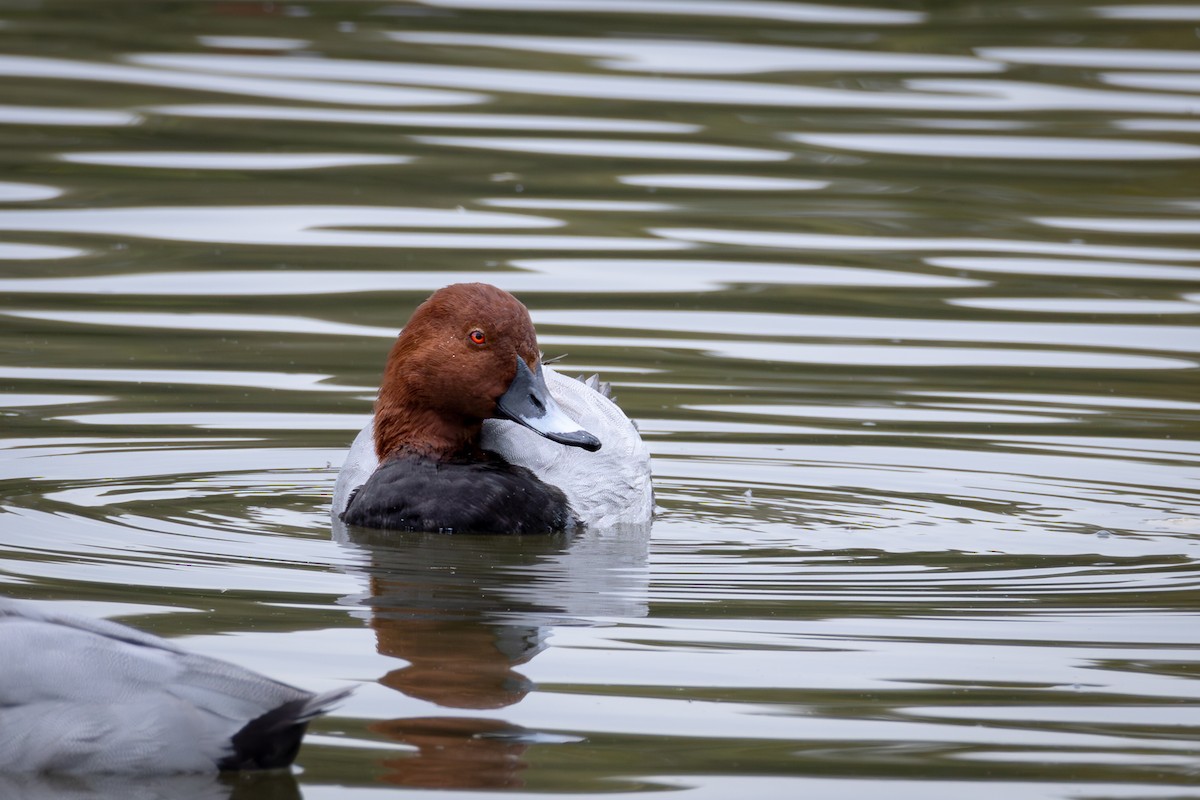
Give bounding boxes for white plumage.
[0,597,351,774]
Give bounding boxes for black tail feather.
[219,687,354,771]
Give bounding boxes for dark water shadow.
[331,519,650,788]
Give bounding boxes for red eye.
[469,329,486,345]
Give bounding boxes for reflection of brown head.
[373,611,534,709]
[369,568,540,705]
[371,717,529,789]
[374,283,541,460]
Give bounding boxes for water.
[1,1,1199,797]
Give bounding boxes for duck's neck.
[373,383,482,462]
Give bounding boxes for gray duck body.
[0,597,351,774]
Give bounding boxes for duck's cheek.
[469,385,510,420]
[477,372,517,416]
[465,393,500,420]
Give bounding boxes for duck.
[332,283,652,533]
[0,596,353,774]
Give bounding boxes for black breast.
[340,453,579,534]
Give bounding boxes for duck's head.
[374,283,601,460]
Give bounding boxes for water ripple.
[131,53,1200,113]
[390,32,1000,75]
[978,46,1200,70]
[148,103,698,133]
[1095,4,1200,20]
[0,241,84,260]
[792,133,1200,160]
[410,0,925,25]
[0,182,62,202]
[59,152,413,170]
[0,54,483,106]
[0,259,979,296]
[949,298,1199,315]
[0,205,692,251]
[0,104,140,126]
[1036,216,1200,234]
[653,227,1200,261]
[531,309,1200,353]
[196,35,309,51]
[619,174,829,191]
[925,257,1200,281]
[412,135,791,161]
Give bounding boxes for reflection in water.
[0,204,559,239]
[411,0,925,25]
[0,258,980,296]
[58,152,413,171]
[411,134,791,161]
[1037,216,1200,235]
[1094,4,1200,20]
[925,257,1200,281]
[0,364,349,393]
[1103,72,1200,93]
[333,521,649,788]
[652,226,1200,261]
[0,771,298,800]
[387,31,1000,75]
[0,242,83,260]
[0,55,483,106]
[0,104,139,126]
[0,205,687,251]
[976,46,1200,69]
[196,36,309,52]
[150,103,700,133]
[127,52,1200,113]
[618,173,828,191]
[0,182,62,202]
[1119,119,1200,134]
[791,132,1200,160]
[530,309,1199,350]
[949,298,1200,315]
[369,717,533,790]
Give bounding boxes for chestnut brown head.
[373,283,598,460]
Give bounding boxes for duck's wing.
[0,598,187,709]
[332,420,377,518]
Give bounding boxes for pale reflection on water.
[0,0,1199,798]
[58,152,414,171]
[386,31,1001,74]
[150,103,700,133]
[0,206,687,251]
[0,54,483,106]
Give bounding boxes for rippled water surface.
[2,1,1199,797]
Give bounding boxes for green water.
[1,1,1198,797]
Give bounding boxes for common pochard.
[0,596,353,773]
[332,283,652,533]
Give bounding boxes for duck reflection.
[0,771,298,800]
[332,519,650,788]
[371,717,533,790]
